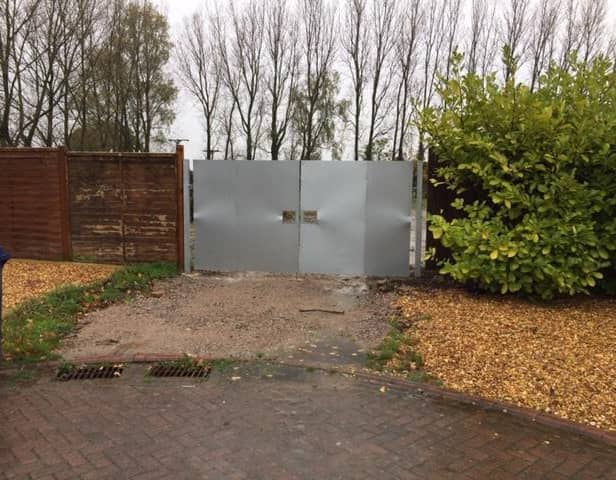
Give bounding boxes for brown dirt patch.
[60,272,392,362]
[396,287,616,431]
[2,260,118,312]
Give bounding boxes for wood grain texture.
[0,148,181,264]
[68,152,179,264]
[0,149,68,260]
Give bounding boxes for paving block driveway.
[1,363,614,479]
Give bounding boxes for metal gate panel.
[299,162,367,275]
[193,160,300,272]
[364,162,412,276]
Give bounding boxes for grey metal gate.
[192,160,413,276]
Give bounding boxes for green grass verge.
[3,262,177,363]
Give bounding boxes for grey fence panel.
[299,162,367,275]
[193,160,300,272]
[193,160,413,276]
[364,162,412,276]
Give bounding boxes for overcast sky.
[155,0,616,159]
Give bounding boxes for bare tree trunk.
[214,1,264,161]
[365,0,396,161]
[342,0,369,161]
[418,0,447,160]
[579,0,607,65]
[298,0,337,160]
[392,0,421,161]
[177,9,221,159]
[0,0,40,146]
[529,0,559,92]
[265,0,298,161]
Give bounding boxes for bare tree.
[501,0,531,82]
[391,0,421,161]
[364,0,397,161]
[215,1,264,160]
[578,0,607,64]
[528,0,560,92]
[177,9,221,159]
[264,0,298,160]
[17,0,74,146]
[342,0,369,161]
[418,0,447,160]
[57,0,99,148]
[295,0,339,160]
[443,0,462,83]
[467,0,498,77]
[559,0,579,71]
[0,0,40,145]
[559,0,607,71]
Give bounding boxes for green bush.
[422,56,616,299]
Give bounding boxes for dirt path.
[60,272,393,363]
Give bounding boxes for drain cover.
[56,364,124,381]
[148,365,211,378]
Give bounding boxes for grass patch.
[9,369,37,382]
[3,262,177,363]
[209,358,236,372]
[367,317,437,384]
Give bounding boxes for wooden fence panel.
[123,156,179,263]
[426,150,481,269]
[0,148,70,260]
[68,152,180,264]
[68,155,124,262]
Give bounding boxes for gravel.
[2,260,117,312]
[60,271,393,361]
[397,287,616,432]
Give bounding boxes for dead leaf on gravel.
[396,288,616,431]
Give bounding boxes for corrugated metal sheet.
[0,149,69,260]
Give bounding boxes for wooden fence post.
[57,147,72,261]
[176,145,185,272]
[425,150,480,270]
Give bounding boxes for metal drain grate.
[148,365,211,378]
[56,365,124,381]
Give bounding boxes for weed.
[407,370,436,383]
[10,369,36,382]
[367,316,438,385]
[209,358,236,372]
[366,323,404,370]
[305,366,316,373]
[3,262,177,363]
[56,360,77,376]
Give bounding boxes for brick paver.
[0,363,614,479]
